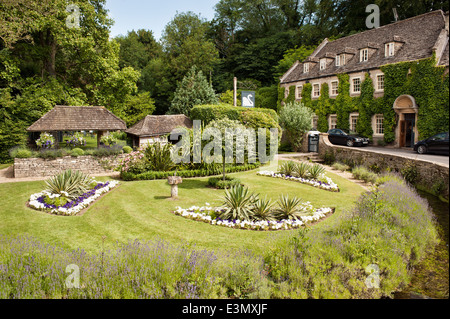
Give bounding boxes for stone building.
[280,10,449,148]
[126,115,193,148]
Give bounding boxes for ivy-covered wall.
[279,56,449,143]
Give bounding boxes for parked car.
[327,129,370,147]
[414,132,449,155]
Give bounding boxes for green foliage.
[208,176,241,189]
[144,143,176,172]
[332,162,350,172]
[252,196,276,222]
[308,164,326,180]
[400,160,419,185]
[294,162,311,178]
[273,45,315,80]
[100,135,118,147]
[168,66,219,116]
[335,74,354,131]
[352,166,378,184]
[256,85,278,111]
[279,101,314,151]
[219,90,241,106]
[220,185,257,221]
[119,92,156,127]
[122,146,133,154]
[316,83,332,132]
[273,194,306,221]
[70,148,85,157]
[12,148,33,159]
[278,161,296,176]
[45,170,94,199]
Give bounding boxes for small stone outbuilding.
[126,115,193,148]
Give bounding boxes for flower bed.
[28,181,120,216]
[173,205,334,231]
[257,171,340,192]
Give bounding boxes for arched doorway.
[393,95,419,148]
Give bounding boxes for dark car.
[327,129,370,147]
[414,132,449,155]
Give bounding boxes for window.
[312,84,320,98]
[304,63,309,73]
[376,74,385,91]
[374,114,384,135]
[352,78,361,93]
[312,115,319,130]
[360,48,369,62]
[329,115,337,130]
[350,114,359,133]
[385,43,395,57]
[335,55,341,67]
[330,81,339,96]
[296,85,303,99]
[320,59,326,70]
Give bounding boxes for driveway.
[362,147,449,167]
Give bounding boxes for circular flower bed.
[257,171,340,192]
[29,181,119,216]
[173,205,334,231]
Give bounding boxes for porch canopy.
[27,105,127,147]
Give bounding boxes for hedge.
[120,163,262,181]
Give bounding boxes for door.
[399,121,406,148]
[404,114,415,148]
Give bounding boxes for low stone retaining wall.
[14,154,126,178]
[317,133,449,198]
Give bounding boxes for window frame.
[385,42,395,57]
[329,114,338,130]
[376,74,385,92]
[330,80,339,96]
[335,55,341,67]
[320,59,326,70]
[304,63,309,73]
[296,85,303,99]
[349,113,359,133]
[374,114,384,136]
[360,48,369,62]
[351,77,362,94]
[312,83,321,98]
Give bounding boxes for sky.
[105,0,220,40]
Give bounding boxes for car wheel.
[346,140,354,147]
[417,145,427,154]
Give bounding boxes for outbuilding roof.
[27,106,127,132]
[126,115,193,137]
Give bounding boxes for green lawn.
[0,165,365,254]
[0,163,12,170]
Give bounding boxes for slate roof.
[281,10,449,84]
[126,115,193,137]
[27,106,127,132]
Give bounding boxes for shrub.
[401,160,419,185]
[12,147,33,159]
[279,161,296,176]
[38,149,70,159]
[253,196,276,222]
[208,176,241,189]
[332,162,350,172]
[44,170,94,199]
[122,146,133,154]
[294,162,310,178]
[219,185,257,221]
[308,164,326,180]
[352,166,378,184]
[322,151,335,165]
[273,194,306,221]
[100,134,118,147]
[70,148,85,157]
[279,101,313,151]
[144,143,176,172]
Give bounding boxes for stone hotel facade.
[280,10,449,148]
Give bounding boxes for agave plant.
[279,161,296,176]
[274,194,308,221]
[45,170,94,199]
[308,164,326,180]
[220,185,257,221]
[252,196,276,222]
[294,162,311,179]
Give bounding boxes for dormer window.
[385,42,395,57]
[360,48,369,62]
[304,63,309,73]
[335,55,341,67]
[320,59,327,70]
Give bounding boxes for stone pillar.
[97,131,105,148]
[168,176,183,199]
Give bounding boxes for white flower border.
[173,205,334,231]
[257,171,340,192]
[28,181,120,216]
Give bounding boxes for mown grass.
[0,165,364,254]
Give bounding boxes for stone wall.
[14,154,126,178]
[317,133,449,197]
